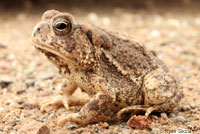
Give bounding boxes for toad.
[32,10,183,125]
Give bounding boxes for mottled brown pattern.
[32,10,183,125]
[87,99,99,111]
[64,37,76,53]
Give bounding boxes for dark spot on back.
[100,35,110,49]
[87,99,99,111]
[65,37,76,53]
[86,30,93,45]
[64,64,70,74]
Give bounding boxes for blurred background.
[0,0,200,134]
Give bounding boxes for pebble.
[66,122,78,130]
[160,113,168,119]
[26,79,35,87]
[152,129,160,134]
[190,104,196,109]
[120,128,132,134]
[8,120,20,127]
[181,105,191,111]
[0,80,13,89]
[18,120,50,134]
[174,116,186,122]
[169,113,176,118]
[99,122,109,128]
[25,67,35,77]
[39,71,55,80]
[16,89,26,95]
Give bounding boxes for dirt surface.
[0,1,200,134]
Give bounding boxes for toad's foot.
[40,95,89,112]
[117,105,155,119]
[56,91,115,125]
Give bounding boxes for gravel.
[174,116,186,123]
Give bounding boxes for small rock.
[21,103,39,110]
[8,120,20,127]
[174,116,186,122]
[181,105,191,111]
[39,71,55,80]
[190,104,196,109]
[99,122,109,128]
[187,125,193,130]
[26,79,35,87]
[66,122,78,130]
[0,76,13,89]
[19,120,50,134]
[169,113,176,118]
[127,115,151,130]
[16,89,26,95]
[160,113,168,119]
[25,67,35,77]
[0,81,13,89]
[152,129,160,134]
[120,128,132,134]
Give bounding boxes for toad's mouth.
[33,41,68,61]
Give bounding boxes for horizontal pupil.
[56,23,67,30]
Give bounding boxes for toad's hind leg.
[117,69,183,119]
[40,81,89,112]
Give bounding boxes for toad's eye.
[53,20,72,36]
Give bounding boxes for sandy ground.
[0,2,200,134]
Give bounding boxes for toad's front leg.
[57,91,115,125]
[40,80,89,112]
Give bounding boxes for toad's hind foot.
[117,105,155,119]
[40,95,89,112]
